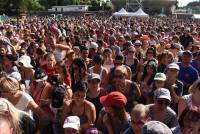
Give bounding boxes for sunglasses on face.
[128,51,135,53]
[157,99,170,106]
[114,62,123,66]
[114,74,124,79]
[131,119,146,125]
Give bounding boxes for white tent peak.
[118,8,128,14]
[129,8,149,17]
[134,8,148,15]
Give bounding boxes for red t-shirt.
[42,64,56,79]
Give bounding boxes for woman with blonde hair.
[0,76,50,133]
[0,98,36,134]
[108,66,141,112]
[178,79,200,117]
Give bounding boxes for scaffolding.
[126,0,142,11]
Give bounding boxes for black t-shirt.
[19,112,37,134]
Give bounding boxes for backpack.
[52,85,66,108]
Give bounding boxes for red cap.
[100,91,127,108]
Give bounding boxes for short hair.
[72,81,88,93]
[115,54,124,61]
[131,104,150,118]
[93,54,104,65]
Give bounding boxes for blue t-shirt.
[124,127,135,134]
[178,63,199,85]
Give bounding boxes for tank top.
[69,101,88,125]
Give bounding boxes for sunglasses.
[128,51,135,53]
[131,119,146,125]
[157,99,170,105]
[147,51,154,54]
[114,62,123,66]
[114,74,124,79]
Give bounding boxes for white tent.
[192,14,200,19]
[129,8,149,18]
[113,8,130,17]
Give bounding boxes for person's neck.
[87,88,100,98]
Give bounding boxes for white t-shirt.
[15,92,34,117]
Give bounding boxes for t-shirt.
[19,112,36,134]
[178,63,199,85]
[147,104,179,129]
[15,92,34,117]
[124,127,135,134]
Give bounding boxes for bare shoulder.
[85,100,95,109]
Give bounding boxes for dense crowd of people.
[0,16,200,134]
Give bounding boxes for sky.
[178,0,198,7]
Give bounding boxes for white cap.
[63,116,80,130]
[90,42,98,50]
[15,55,33,68]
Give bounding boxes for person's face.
[105,106,114,114]
[164,54,173,65]
[2,57,12,67]
[131,111,149,132]
[127,49,135,58]
[146,50,154,59]
[181,54,192,65]
[0,120,13,134]
[55,65,63,74]
[146,65,154,74]
[154,80,165,89]
[183,113,200,132]
[64,128,79,134]
[81,50,89,59]
[114,71,126,84]
[103,52,112,61]
[155,98,170,111]
[73,91,86,103]
[134,44,141,50]
[88,79,100,90]
[47,56,56,67]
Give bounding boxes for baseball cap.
[167,63,180,71]
[142,121,172,134]
[154,88,171,102]
[34,68,48,82]
[90,42,98,50]
[88,73,101,82]
[100,91,127,108]
[171,43,181,50]
[182,50,193,57]
[63,116,80,130]
[134,40,142,45]
[154,73,166,81]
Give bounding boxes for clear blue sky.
[178,0,198,7]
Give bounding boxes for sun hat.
[167,63,180,71]
[63,116,80,130]
[88,73,101,82]
[15,55,33,68]
[142,121,172,134]
[34,68,48,82]
[154,88,171,102]
[100,91,127,108]
[154,73,166,81]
